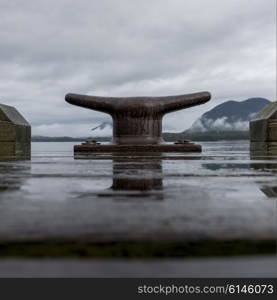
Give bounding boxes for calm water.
[0,141,276,243]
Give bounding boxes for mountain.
[187,97,271,132]
[91,122,112,131]
[32,97,271,142]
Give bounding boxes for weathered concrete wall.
[268,119,277,141]
[0,104,31,159]
[0,122,16,141]
[250,102,277,155]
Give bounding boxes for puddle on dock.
[0,141,276,244]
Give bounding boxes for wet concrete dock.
[0,141,276,244]
[0,141,276,277]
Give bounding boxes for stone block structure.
[250,101,277,155]
[0,103,31,158]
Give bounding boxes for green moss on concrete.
[0,240,275,258]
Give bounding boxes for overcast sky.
[0,0,276,136]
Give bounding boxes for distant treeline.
[32,131,250,142]
[163,131,250,141]
[31,136,111,142]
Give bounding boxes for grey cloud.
[189,117,250,132]
[0,0,275,136]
